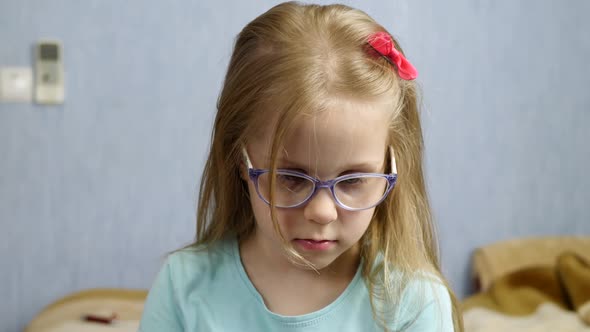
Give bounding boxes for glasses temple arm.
[389,146,397,175]
[241,147,254,169]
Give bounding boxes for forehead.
[250,98,392,173]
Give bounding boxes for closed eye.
[339,177,368,185]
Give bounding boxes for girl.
[140,2,463,331]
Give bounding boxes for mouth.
[293,239,337,251]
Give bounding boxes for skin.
[239,98,392,315]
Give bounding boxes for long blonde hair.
[190,2,463,331]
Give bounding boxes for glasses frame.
[242,147,397,211]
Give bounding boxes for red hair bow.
[367,32,418,80]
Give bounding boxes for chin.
[296,253,341,271]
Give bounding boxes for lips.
[293,239,337,251]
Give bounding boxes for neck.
[238,232,361,316]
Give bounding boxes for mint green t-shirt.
[139,238,454,331]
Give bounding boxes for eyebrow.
[246,146,396,174]
[276,158,384,174]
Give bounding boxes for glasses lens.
[334,175,389,209]
[257,171,315,207]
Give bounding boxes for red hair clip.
[367,32,418,80]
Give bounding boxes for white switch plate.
[35,41,64,105]
[0,67,33,102]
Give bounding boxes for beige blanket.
[463,252,590,331]
[464,303,590,332]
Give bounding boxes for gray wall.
[1,1,588,331]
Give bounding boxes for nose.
[303,188,338,224]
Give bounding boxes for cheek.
[258,208,299,235]
[274,209,301,230]
[247,182,270,225]
[248,185,297,234]
[250,197,271,227]
[341,209,375,235]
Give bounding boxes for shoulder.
[165,238,235,283]
[401,272,451,303]
[368,255,453,313]
[396,273,455,331]
[365,256,454,331]
[139,238,237,331]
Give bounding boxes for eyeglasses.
[242,148,397,211]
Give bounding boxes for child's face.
[245,99,391,271]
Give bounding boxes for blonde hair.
[190,2,463,331]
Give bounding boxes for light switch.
[0,67,33,102]
[35,41,64,105]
